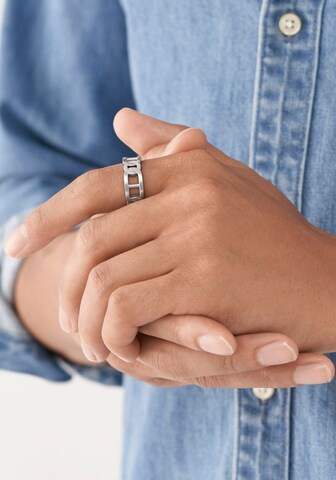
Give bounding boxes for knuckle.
[194,375,229,389]
[178,177,223,214]
[26,206,47,234]
[108,287,132,320]
[221,353,240,374]
[197,177,224,203]
[165,349,186,378]
[146,343,184,377]
[78,169,101,191]
[168,321,186,345]
[180,180,206,200]
[145,349,167,373]
[180,148,212,169]
[77,220,100,249]
[72,169,109,205]
[88,262,112,291]
[257,368,275,387]
[193,376,210,388]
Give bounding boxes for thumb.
[161,127,207,157]
[113,108,206,157]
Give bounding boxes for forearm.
[13,232,91,366]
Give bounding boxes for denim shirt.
[1,1,336,479]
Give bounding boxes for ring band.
[122,155,145,204]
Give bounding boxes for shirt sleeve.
[0,0,135,384]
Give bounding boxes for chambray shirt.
[1,1,336,479]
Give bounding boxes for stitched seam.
[248,0,270,170]
[297,0,326,213]
[231,388,239,480]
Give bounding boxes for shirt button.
[278,12,302,37]
[252,387,275,401]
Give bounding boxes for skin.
[7,109,336,388]
[18,228,321,388]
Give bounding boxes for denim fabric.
[1,0,336,478]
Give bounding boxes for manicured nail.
[198,334,234,355]
[81,343,99,363]
[59,305,73,333]
[257,340,297,366]
[294,363,333,385]
[4,224,28,257]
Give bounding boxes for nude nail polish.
[257,340,297,366]
[198,334,234,355]
[81,343,98,363]
[294,363,333,385]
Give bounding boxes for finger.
[4,108,211,258]
[4,147,215,258]
[101,272,183,362]
[191,354,334,389]
[135,76,281,209]
[106,352,187,387]
[113,108,187,155]
[161,128,207,156]
[2,163,136,258]
[137,333,301,378]
[58,126,208,332]
[144,128,207,159]
[137,335,334,387]
[115,109,207,160]
[58,194,175,334]
[140,314,237,355]
[77,237,179,362]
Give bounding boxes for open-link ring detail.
[122,155,145,204]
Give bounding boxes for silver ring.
[122,155,145,204]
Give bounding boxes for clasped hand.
[5,109,336,388]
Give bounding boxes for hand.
[14,231,93,365]
[14,227,323,389]
[106,313,334,388]
[14,232,325,388]
[106,333,332,388]
[5,109,335,386]
[13,222,322,389]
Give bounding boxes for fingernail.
[4,224,28,257]
[257,340,297,366]
[81,343,98,363]
[294,363,333,385]
[198,334,234,355]
[59,305,73,333]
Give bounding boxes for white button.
[252,387,275,401]
[278,12,302,37]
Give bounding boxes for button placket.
[249,0,325,210]
[242,1,326,478]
